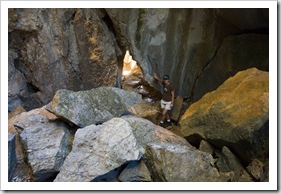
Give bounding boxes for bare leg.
[161,108,168,123]
[166,112,170,121]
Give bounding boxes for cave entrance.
[121,50,162,102]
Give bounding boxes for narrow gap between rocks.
[121,50,162,103]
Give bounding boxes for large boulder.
[122,116,234,181]
[47,87,142,127]
[14,108,72,181]
[54,118,144,182]
[121,115,189,147]
[143,142,232,182]
[179,68,269,164]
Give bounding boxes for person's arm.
[153,73,163,83]
[171,90,175,107]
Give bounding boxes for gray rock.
[8,134,17,182]
[221,146,253,182]
[121,115,189,148]
[8,8,268,111]
[193,34,269,102]
[119,160,152,182]
[143,142,230,182]
[111,87,142,109]
[8,8,120,111]
[199,140,215,155]
[14,112,71,181]
[54,118,144,182]
[8,49,29,112]
[48,87,142,127]
[106,8,268,101]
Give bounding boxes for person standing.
[153,73,175,127]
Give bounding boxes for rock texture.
[219,146,252,182]
[192,34,269,102]
[47,87,142,127]
[106,8,268,101]
[8,8,268,111]
[128,100,161,125]
[179,68,269,165]
[119,160,152,182]
[54,118,144,182]
[8,134,17,182]
[144,142,232,182]
[14,108,72,181]
[8,8,120,111]
[121,115,189,147]
[246,159,267,181]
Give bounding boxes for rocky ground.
[8,68,269,182]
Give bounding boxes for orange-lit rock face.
[179,68,269,164]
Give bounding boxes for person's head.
[163,74,169,84]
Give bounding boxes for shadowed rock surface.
[8,134,17,181]
[8,8,120,111]
[119,160,152,182]
[8,8,268,111]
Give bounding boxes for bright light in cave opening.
[122,50,138,77]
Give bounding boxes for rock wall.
[8,8,120,111]
[106,8,269,101]
[8,8,269,111]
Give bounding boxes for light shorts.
[161,99,172,110]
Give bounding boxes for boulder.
[54,118,144,182]
[14,108,72,181]
[47,87,142,127]
[8,106,34,182]
[8,134,17,182]
[199,140,215,155]
[179,68,269,164]
[143,142,232,182]
[119,160,152,182]
[121,115,189,147]
[128,101,161,124]
[220,146,253,182]
[122,116,235,181]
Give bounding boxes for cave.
[6,6,272,186]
